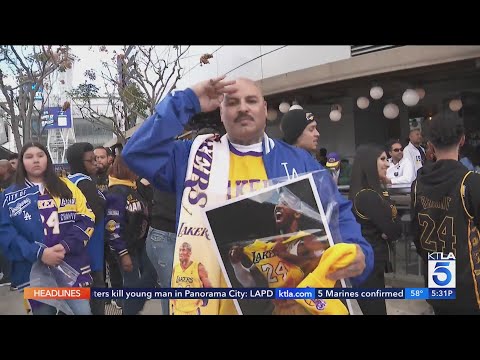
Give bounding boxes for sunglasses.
[392,148,403,152]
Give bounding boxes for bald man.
[122,76,373,314]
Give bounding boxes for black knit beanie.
[280,109,316,145]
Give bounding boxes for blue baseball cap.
[326,152,340,168]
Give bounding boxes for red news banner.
[24,287,91,300]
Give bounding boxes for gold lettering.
[420,196,452,211]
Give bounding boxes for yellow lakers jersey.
[171,261,202,313]
[227,143,268,200]
[243,237,305,288]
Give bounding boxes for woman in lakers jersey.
[349,144,402,315]
[0,142,95,315]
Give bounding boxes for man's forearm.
[122,89,200,188]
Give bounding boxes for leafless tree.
[71,45,190,143]
[0,46,74,150]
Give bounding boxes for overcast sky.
[70,45,122,89]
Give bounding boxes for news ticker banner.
[23,287,456,301]
[23,252,457,302]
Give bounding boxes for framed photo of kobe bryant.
[203,173,354,315]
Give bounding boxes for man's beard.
[97,165,108,174]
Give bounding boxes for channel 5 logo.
[428,252,456,288]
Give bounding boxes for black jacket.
[96,169,109,195]
[105,178,149,256]
[352,188,402,266]
[136,179,153,222]
[150,189,176,233]
[412,160,480,313]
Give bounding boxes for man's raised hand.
[191,75,236,112]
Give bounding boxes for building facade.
[176,45,480,159]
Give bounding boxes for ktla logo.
[428,252,456,288]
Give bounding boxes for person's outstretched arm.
[122,76,236,193]
[122,89,200,192]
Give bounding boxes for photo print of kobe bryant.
[204,174,353,315]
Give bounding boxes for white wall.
[260,46,351,79]
[176,46,351,91]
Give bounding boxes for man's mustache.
[235,113,254,123]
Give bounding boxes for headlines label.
[24,287,90,300]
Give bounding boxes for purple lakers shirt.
[38,193,61,247]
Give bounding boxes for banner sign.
[41,107,72,129]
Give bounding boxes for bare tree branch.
[71,97,125,141]
[0,45,73,150]
[9,46,32,76]
[70,45,191,144]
